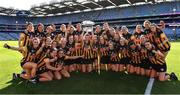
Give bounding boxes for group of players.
[4,20,178,83]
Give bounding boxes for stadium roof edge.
[0,0,178,17]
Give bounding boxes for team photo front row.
[3,20,178,84]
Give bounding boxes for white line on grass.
[144,78,155,95]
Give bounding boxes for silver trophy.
[82,20,95,35]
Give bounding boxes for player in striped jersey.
[118,37,130,72]
[19,22,35,48]
[57,48,84,78]
[82,34,93,72]
[144,41,177,81]
[4,38,44,80]
[150,23,171,58]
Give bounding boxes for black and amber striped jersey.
[35,31,46,41]
[129,47,141,64]
[109,48,120,62]
[133,32,145,45]
[91,42,99,58]
[144,29,155,43]
[147,49,165,65]
[146,32,155,43]
[45,32,57,40]
[19,31,30,47]
[66,42,75,56]
[57,56,65,65]
[140,46,148,60]
[122,33,132,41]
[134,32,146,38]
[20,46,38,63]
[154,30,171,52]
[73,42,83,56]
[112,40,120,50]
[144,29,150,35]
[119,45,130,59]
[83,41,93,59]
[37,54,48,72]
[60,45,69,55]
[36,46,51,61]
[28,32,36,38]
[99,43,108,56]
[58,31,66,38]
[74,30,82,36]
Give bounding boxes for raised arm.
[65,55,83,60]
[36,41,45,55]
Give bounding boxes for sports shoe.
[12,73,18,80]
[3,43,10,49]
[170,72,178,81]
[28,78,37,84]
[21,70,26,74]
[28,76,39,84]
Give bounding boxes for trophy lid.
[82,20,95,26]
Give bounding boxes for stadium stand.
[0,0,179,40]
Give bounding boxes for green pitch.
[0,41,180,94]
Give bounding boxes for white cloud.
[0,0,85,10]
[0,0,53,10]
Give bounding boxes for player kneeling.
[144,41,178,81]
[4,38,43,81]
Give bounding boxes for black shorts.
[82,59,93,64]
[119,58,129,64]
[100,56,110,64]
[74,58,83,64]
[140,59,151,69]
[131,62,140,67]
[36,69,49,74]
[151,63,167,72]
[64,59,75,65]
[110,60,119,64]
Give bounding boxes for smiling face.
[52,41,57,48]
[135,25,142,33]
[45,37,52,46]
[60,24,66,32]
[121,26,128,34]
[143,20,151,29]
[27,23,34,32]
[32,38,40,48]
[145,42,152,50]
[150,24,157,33]
[109,42,114,50]
[37,23,44,32]
[50,50,57,58]
[76,23,82,31]
[58,50,64,58]
[85,34,90,41]
[100,36,105,44]
[120,38,125,46]
[68,35,74,43]
[103,22,109,31]
[61,38,67,46]
[46,26,52,33]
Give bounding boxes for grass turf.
[0,41,180,94]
